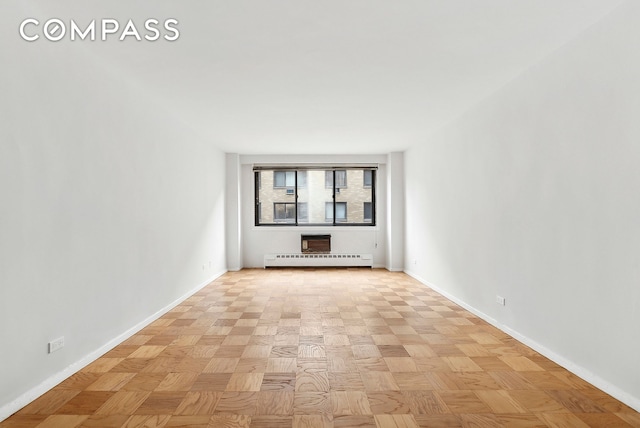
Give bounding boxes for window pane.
[325,171,332,188]
[285,171,295,187]
[298,171,307,188]
[325,202,346,221]
[258,170,296,224]
[274,203,295,223]
[334,170,372,224]
[274,203,285,219]
[298,202,308,222]
[364,202,372,222]
[274,171,295,187]
[336,202,346,220]
[296,170,333,223]
[325,170,347,188]
[363,170,372,188]
[274,171,285,187]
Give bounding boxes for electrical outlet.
[496,295,506,306]
[48,337,64,354]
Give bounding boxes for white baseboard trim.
[404,270,640,413]
[0,270,227,423]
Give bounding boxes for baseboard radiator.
[264,253,373,268]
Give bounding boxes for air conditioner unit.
[301,234,331,253]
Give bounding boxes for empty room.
[1,1,639,427]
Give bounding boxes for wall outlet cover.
[48,337,64,353]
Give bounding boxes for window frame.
[254,167,376,227]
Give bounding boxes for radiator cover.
[264,253,373,268]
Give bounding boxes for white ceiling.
[5,1,626,154]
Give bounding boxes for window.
[363,170,373,188]
[297,171,307,188]
[255,167,376,226]
[326,202,347,222]
[274,203,296,223]
[297,202,308,223]
[274,171,295,188]
[325,170,347,188]
[364,202,372,222]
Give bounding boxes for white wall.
[238,155,389,268]
[404,1,640,410]
[386,152,405,271]
[0,21,227,419]
[225,153,243,271]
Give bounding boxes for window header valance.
[253,164,378,171]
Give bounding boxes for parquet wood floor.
[3,268,639,427]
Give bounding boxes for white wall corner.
[225,153,242,271]
[386,151,405,271]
